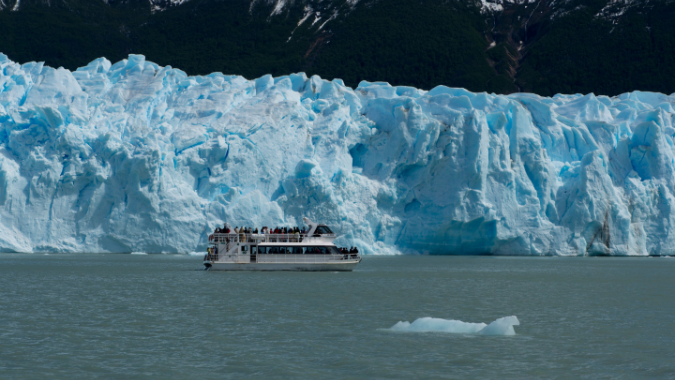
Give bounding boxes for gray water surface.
[1,254,674,379]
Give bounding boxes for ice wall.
[1,53,674,255]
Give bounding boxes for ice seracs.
[1,53,675,255]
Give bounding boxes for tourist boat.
[204,218,362,271]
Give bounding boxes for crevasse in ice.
[1,53,674,255]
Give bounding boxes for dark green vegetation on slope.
[303,0,511,93]
[1,0,675,96]
[514,0,675,96]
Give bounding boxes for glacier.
[1,53,675,255]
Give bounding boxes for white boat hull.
[207,260,360,271]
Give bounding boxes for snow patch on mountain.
[595,0,639,20]
[149,0,190,12]
[1,54,675,255]
[297,5,314,26]
[479,0,534,14]
[269,0,288,16]
[479,0,503,13]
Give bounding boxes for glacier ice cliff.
[1,53,675,255]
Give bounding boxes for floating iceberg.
[389,316,520,336]
[0,53,674,255]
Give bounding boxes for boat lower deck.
[207,261,359,271]
[206,254,361,271]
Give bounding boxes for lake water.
[1,254,674,379]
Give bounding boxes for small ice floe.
[388,316,520,336]
[131,251,148,255]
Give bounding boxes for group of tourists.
[213,225,231,233]
[340,247,359,254]
[204,246,218,261]
[211,224,308,236]
[259,226,307,235]
[208,224,312,242]
[206,222,359,254]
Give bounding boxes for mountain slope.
[1,0,675,95]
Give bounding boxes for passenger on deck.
[254,228,258,234]
[234,227,239,234]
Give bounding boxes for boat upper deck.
[209,232,336,245]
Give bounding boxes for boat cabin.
[206,222,357,264]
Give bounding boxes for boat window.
[258,247,267,254]
[315,226,333,234]
[305,246,328,254]
[329,247,342,254]
[268,247,285,254]
[288,247,303,254]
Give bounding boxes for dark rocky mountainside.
[1,0,674,96]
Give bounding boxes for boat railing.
[209,233,317,244]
